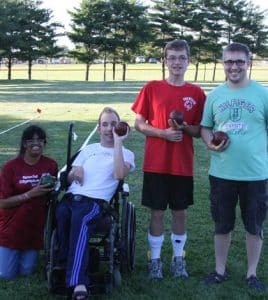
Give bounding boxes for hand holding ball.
[169,110,184,125]
[211,131,229,146]
[39,174,56,188]
[114,121,130,136]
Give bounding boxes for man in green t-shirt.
[201,42,268,292]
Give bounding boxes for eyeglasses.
[223,60,246,67]
[25,138,45,144]
[166,56,188,63]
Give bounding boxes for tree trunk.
[194,62,199,81]
[122,63,126,81]
[85,63,90,81]
[28,60,32,80]
[8,57,12,80]
[103,51,107,82]
[162,60,165,79]
[104,61,107,82]
[249,60,253,79]
[212,61,217,82]
[203,64,206,81]
[112,60,116,81]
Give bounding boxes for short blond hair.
[98,107,120,125]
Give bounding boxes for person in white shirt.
[55,107,135,300]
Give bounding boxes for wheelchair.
[44,123,136,296]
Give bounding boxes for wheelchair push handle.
[66,122,74,175]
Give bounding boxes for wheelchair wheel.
[44,197,57,260]
[47,229,59,293]
[104,222,116,293]
[112,267,122,287]
[120,201,136,273]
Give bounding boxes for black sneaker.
[246,275,266,292]
[203,271,228,285]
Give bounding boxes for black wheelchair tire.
[47,229,58,293]
[120,201,136,273]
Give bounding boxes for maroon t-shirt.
[0,155,58,250]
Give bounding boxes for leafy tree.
[68,0,150,81]
[68,0,111,81]
[0,0,25,80]
[108,0,151,81]
[190,0,223,81]
[0,0,62,80]
[218,0,268,78]
[219,0,268,49]
[149,0,177,78]
[16,0,63,80]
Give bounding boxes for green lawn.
[1,62,268,82]
[0,80,268,299]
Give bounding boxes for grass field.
[1,62,268,82]
[0,80,268,299]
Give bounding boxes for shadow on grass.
[0,80,220,104]
[0,80,146,104]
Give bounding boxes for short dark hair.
[98,107,120,125]
[223,42,251,59]
[164,39,190,58]
[19,125,47,155]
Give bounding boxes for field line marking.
[58,124,98,175]
[79,124,98,150]
[0,115,41,136]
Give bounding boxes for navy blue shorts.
[209,175,268,236]
[141,172,193,210]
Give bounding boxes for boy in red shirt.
[132,39,205,279]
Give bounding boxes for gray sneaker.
[170,256,188,278]
[148,258,163,279]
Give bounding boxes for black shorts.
[209,175,268,236]
[141,172,193,210]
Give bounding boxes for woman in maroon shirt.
[0,125,58,279]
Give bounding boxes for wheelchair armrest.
[122,183,129,197]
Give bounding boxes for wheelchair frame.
[44,123,136,295]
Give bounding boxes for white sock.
[148,232,164,260]
[171,233,187,257]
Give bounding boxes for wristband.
[24,192,30,200]
[19,192,30,201]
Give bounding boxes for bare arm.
[113,128,131,180]
[183,124,201,137]
[134,114,183,142]
[201,126,230,151]
[201,126,213,147]
[67,166,84,185]
[0,183,53,208]
[170,119,201,138]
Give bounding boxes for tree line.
[0,0,267,81]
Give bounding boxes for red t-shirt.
[0,155,58,250]
[132,80,206,176]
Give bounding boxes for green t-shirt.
[201,80,268,180]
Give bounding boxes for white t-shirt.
[67,143,135,201]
